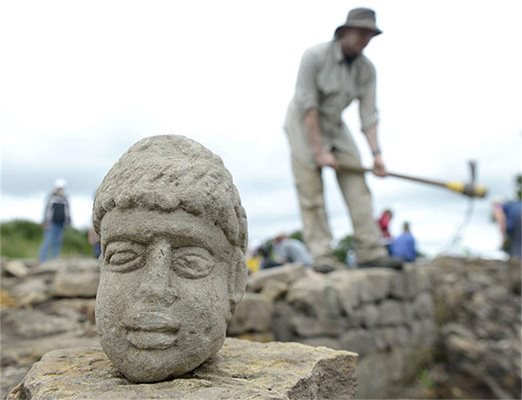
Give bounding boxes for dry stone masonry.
[228,258,520,399]
[7,339,357,400]
[2,249,519,399]
[230,264,435,398]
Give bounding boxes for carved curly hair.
[93,135,247,252]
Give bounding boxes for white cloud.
[1,0,521,256]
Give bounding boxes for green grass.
[0,219,92,259]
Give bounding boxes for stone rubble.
[1,256,520,399]
[7,339,358,400]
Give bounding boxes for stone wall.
[428,257,521,399]
[228,258,521,399]
[2,256,520,399]
[229,264,436,398]
[0,258,100,397]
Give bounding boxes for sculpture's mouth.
[123,311,181,350]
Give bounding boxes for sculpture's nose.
[135,239,179,306]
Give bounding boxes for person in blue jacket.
[492,198,522,261]
[390,222,417,263]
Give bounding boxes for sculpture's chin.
[99,330,226,383]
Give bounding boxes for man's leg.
[38,227,52,262]
[50,223,65,259]
[291,157,333,259]
[334,152,388,263]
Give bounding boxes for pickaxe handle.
[336,162,488,198]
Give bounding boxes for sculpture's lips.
[123,312,181,350]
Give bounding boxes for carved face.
[95,208,234,382]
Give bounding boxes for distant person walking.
[390,222,417,262]
[38,179,71,262]
[284,7,402,271]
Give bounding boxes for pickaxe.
[336,159,488,198]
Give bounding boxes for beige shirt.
[284,40,379,164]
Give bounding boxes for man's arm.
[304,109,337,168]
[492,204,507,240]
[359,61,387,177]
[294,46,337,169]
[362,124,386,177]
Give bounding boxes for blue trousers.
[39,222,65,262]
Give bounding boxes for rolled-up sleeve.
[294,48,320,115]
[358,63,379,132]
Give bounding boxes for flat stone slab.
[8,338,358,400]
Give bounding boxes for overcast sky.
[1,0,521,258]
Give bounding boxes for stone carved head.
[93,135,248,383]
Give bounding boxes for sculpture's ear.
[226,248,247,320]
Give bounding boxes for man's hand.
[315,150,338,169]
[373,154,387,177]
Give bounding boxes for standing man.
[38,178,71,262]
[284,8,402,271]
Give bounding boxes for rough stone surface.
[50,258,100,298]
[376,300,407,326]
[3,261,29,278]
[0,258,101,397]
[247,263,306,292]
[92,135,248,383]
[429,257,521,399]
[227,293,273,335]
[8,339,358,400]
[9,278,49,306]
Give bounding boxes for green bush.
[0,219,92,259]
[334,234,354,262]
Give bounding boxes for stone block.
[287,273,333,318]
[301,337,344,350]
[391,267,421,300]
[325,270,361,315]
[377,300,407,326]
[260,279,288,301]
[271,301,297,341]
[247,264,306,292]
[375,326,410,350]
[3,261,29,278]
[50,259,100,298]
[355,352,389,399]
[8,339,358,400]
[291,316,346,338]
[227,293,273,335]
[355,303,379,329]
[412,292,434,319]
[10,278,49,306]
[2,308,83,339]
[364,269,394,301]
[340,328,377,356]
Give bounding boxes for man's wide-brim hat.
[334,7,382,37]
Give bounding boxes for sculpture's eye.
[172,247,216,279]
[104,241,145,273]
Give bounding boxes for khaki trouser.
[291,152,387,263]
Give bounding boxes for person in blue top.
[390,222,417,263]
[492,198,522,261]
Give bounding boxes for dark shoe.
[312,256,346,273]
[357,256,403,270]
